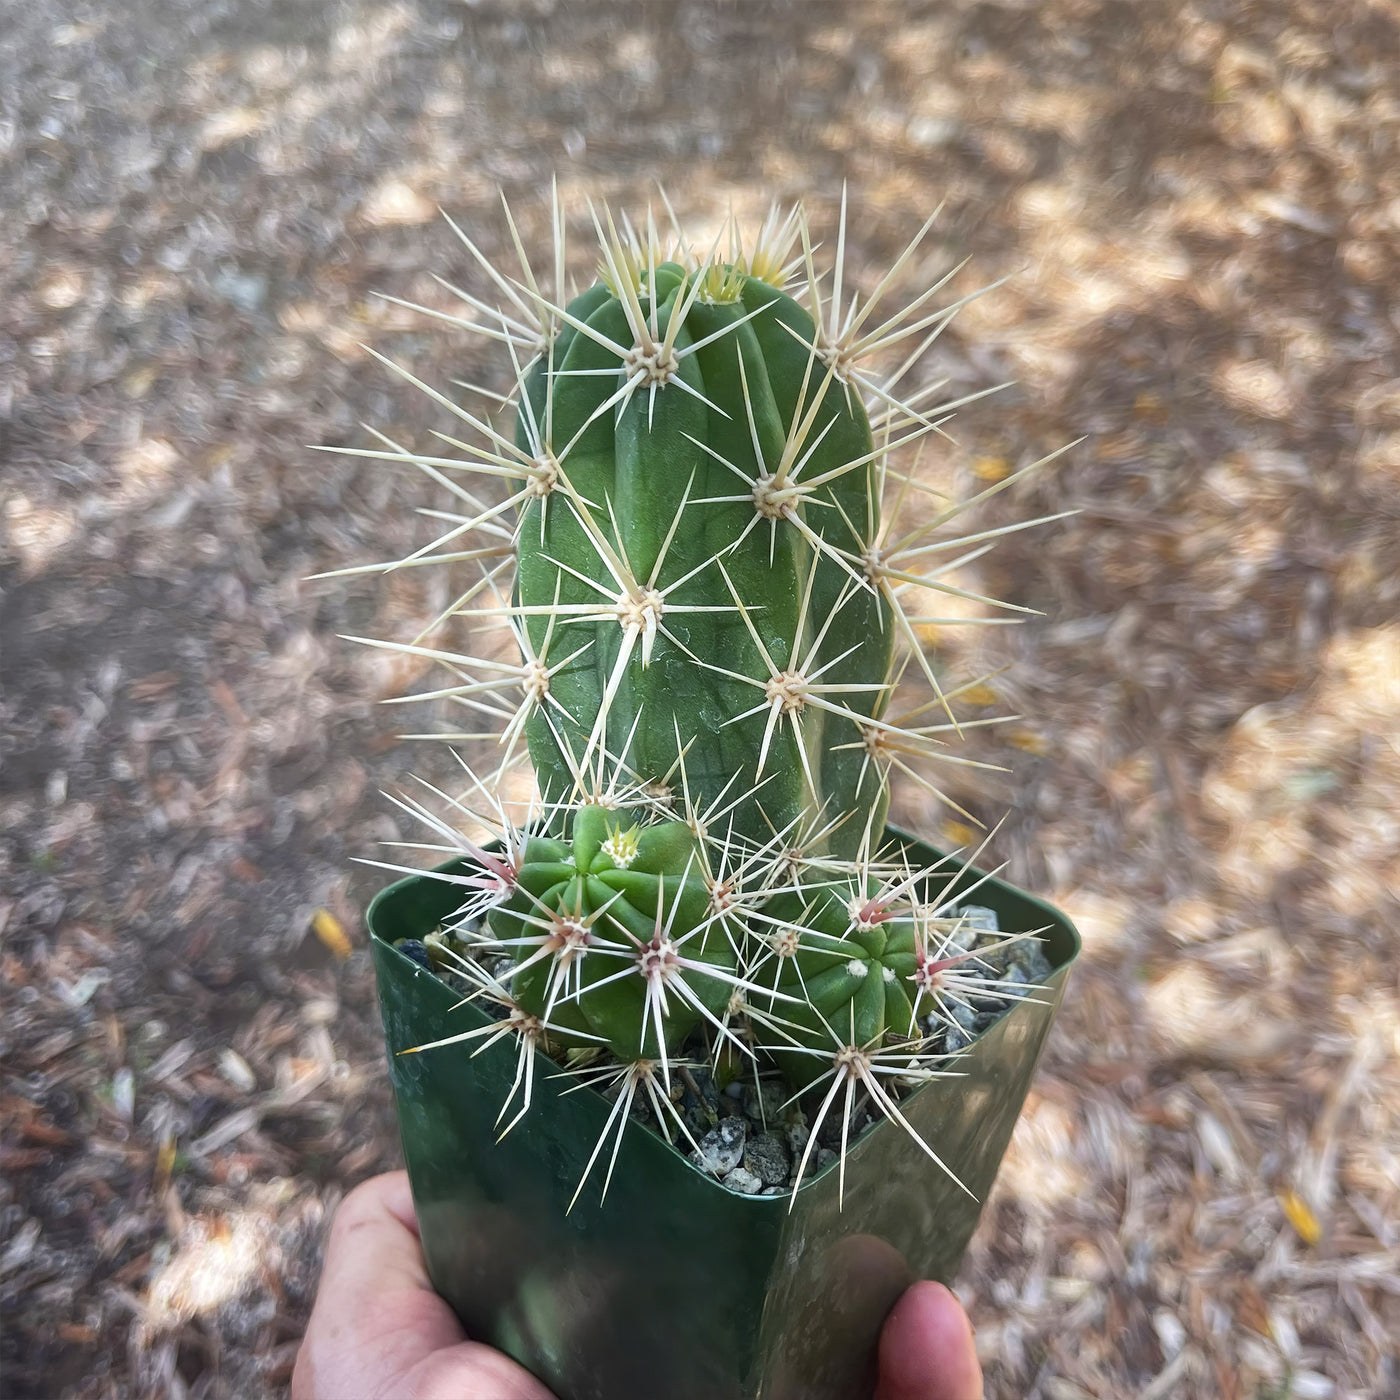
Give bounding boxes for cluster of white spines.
[326,184,1065,1207]
[318,184,1069,794]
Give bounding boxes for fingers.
[410,1341,560,1400]
[293,1172,561,1400]
[292,1171,468,1400]
[875,1281,983,1400]
[313,1172,460,1345]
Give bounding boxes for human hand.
[874,1279,983,1400]
[292,1171,983,1400]
[291,1171,553,1400]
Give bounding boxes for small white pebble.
[301,998,339,1026]
[112,1067,135,1123]
[1153,1309,1186,1360]
[217,1049,258,1093]
[1289,1375,1334,1399]
[723,1166,763,1195]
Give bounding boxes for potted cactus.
[339,191,1080,1400]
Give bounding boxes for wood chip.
[1280,1190,1324,1248]
[311,909,353,960]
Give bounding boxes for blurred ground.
[2,1,1398,1396]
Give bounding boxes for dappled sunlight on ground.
[3,1,1398,1397]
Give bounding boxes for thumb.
[875,1281,983,1400]
[407,1340,558,1400]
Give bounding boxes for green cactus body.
[763,881,919,1086]
[514,264,894,859]
[354,195,1063,1201]
[486,806,732,1061]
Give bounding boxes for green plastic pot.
[369,828,1079,1400]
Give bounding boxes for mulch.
[3,2,1397,1396]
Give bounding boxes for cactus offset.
[482,805,738,1063]
[333,189,1068,1206]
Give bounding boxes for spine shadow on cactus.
[333,190,1070,1208]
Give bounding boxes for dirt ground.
[3,1,1398,1396]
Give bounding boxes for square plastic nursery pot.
[369,828,1080,1400]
